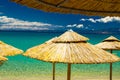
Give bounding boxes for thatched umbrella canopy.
[95,36,120,80]
[11,0,120,16]
[0,41,23,56]
[96,36,120,50]
[24,30,120,80]
[24,37,57,80]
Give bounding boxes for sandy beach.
[0,75,120,80]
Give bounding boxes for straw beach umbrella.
[24,30,120,80]
[0,41,23,56]
[96,36,120,50]
[24,37,57,80]
[95,36,120,80]
[11,0,120,16]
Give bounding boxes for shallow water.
[0,31,119,80]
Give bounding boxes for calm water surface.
[0,31,119,80]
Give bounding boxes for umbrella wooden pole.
[110,50,113,80]
[67,63,71,80]
[53,63,55,80]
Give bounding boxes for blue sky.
[0,0,120,31]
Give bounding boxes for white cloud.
[0,25,49,30]
[0,16,63,30]
[80,16,120,23]
[96,16,120,23]
[76,24,83,28]
[66,24,74,27]
[72,24,77,27]
[0,16,51,26]
[66,24,84,28]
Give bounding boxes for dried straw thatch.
[53,30,88,43]
[0,41,23,56]
[103,36,120,42]
[11,0,120,16]
[37,42,120,64]
[96,36,120,50]
[25,31,120,64]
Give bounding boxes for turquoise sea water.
[0,31,120,80]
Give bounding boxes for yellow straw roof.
[24,30,120,64]
[103,36,120,42]
[0,41,23,56]
[37,42,120,64]
[53,29,88,43]
[11,0,120,16]
[96,36,120,50]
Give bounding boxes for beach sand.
[0,75,120,80]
